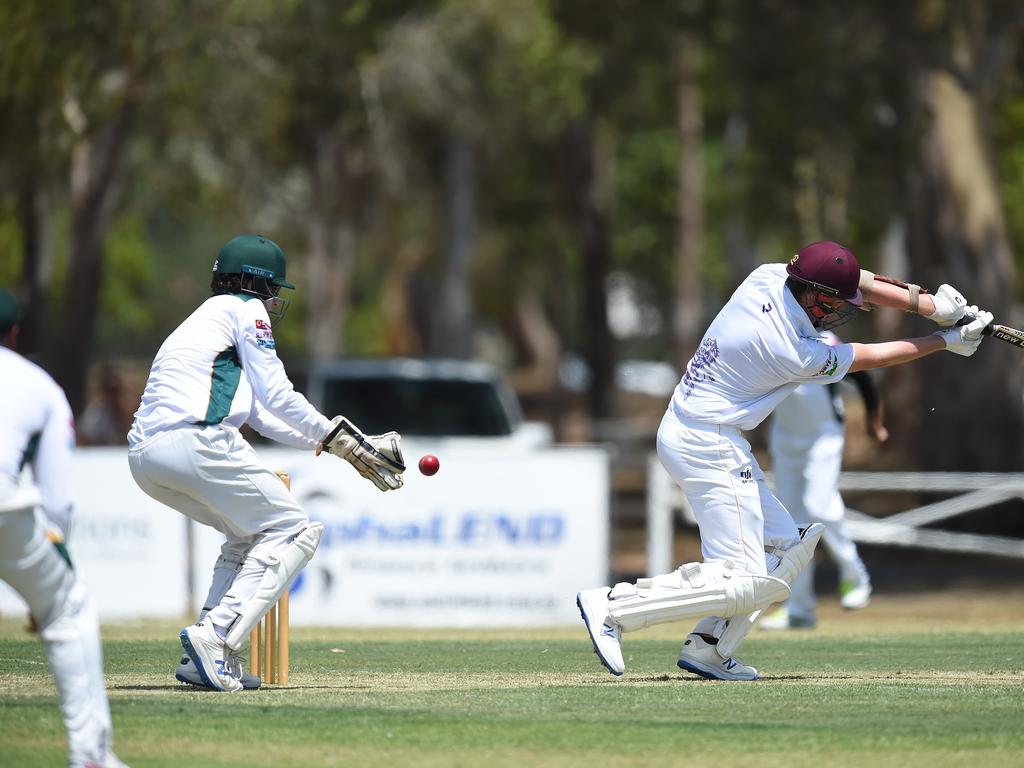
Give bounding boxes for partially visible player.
[577,241,992,680]
[761,331,886,630]
[0,287,128,768]
[128,235,405,692]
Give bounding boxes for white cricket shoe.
[576,588,625,676]
[840,578,872,610]
[178,622,243,692]
[175,653,261,690]
[677,633,758,681]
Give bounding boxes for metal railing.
[645,455,1024,574]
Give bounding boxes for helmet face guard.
[786,241,863,330]
[241,265,290,320]
[803,287,860,330]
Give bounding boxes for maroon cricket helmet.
[786,241,863,306]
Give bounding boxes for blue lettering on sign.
[319,515,446,546]
[315,512,565,547]
[458,514,564,546]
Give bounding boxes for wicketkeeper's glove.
[317,416,406,491]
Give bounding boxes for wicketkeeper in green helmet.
[127,235,406,692]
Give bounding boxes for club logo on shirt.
[816,349,839,377]
[738,466,753,484]
[681,338,720,399]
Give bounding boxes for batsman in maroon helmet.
[577,241,992,681]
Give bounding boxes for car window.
[320,377,514,437]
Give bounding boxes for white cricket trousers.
[657,412,800,574]
[657,411,801,637]
[769,424,869,620]
[128,424,309,634]
[0,507,114,765]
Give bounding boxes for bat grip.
[954,314,994,336]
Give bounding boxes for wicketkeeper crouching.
[128,235,405,692]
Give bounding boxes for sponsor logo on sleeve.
[816,349,839,377]
[256,337,277,350]
[255,319,271,330]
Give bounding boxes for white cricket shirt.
[128,294,332,449]
[0,346,75,530]
[771,331,845,436]
[669,263,855,430]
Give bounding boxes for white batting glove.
[317,416,406,491]
[927,284,969,326]
[934,310,993,356]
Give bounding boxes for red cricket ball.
[418,454,440,476]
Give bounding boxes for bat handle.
[954,314,994,336]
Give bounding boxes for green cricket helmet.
[212,235,294,319]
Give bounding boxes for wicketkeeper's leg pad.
[607,561,790,634]
[715,523,825,659]
[224,523,323,650]
[198,546,248,621]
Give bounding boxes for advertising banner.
[0,449,190,619]
[1,444,610,627]
[192,444,610,626]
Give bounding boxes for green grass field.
[2,591,1022,768]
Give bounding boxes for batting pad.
[715,523,824,659]
[225,522,323,650]
[607,561,790,634]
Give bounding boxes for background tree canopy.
[1,0,1022,469]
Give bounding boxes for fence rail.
[645,456,1024,574]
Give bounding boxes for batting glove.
[935,310,993,356]
[318,416,406,491]
[927,284,969,326]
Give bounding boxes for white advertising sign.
[0,448,190,619]
[192,444,610,626]
[1,444,610,628]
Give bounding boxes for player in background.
[577,241,992,680]
[128,235,406,692]
[0,288,128,768]
[760,330,886,630]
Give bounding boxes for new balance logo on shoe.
[601,623,616,638]
[215,659,227,675]
[724,658,737,671]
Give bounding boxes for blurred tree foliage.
[0,0,1022,467]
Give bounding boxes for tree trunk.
[674,31,705,361]
[890,65,1022,470]
[51,100,135,414]
[565,119,615,419]
[431,133,475,358]
[16,180,54,358]
[306,131,354,364]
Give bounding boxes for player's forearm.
[848,336,944,372]
[858,271,936,316]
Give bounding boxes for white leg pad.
[198,549,247,621]
[715,523,825,659]
[224,523,323,650]
[607,561,790,633]
[0,508,113,763]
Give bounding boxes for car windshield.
[320,377,515,437]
